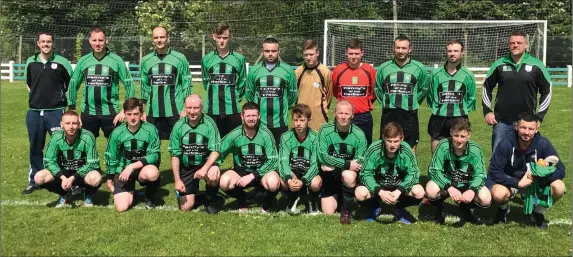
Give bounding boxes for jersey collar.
[92,48,111,61]
[242,123,260,141]
[334,120,352,136]
[292,128,310,143]
[503,51,531,65]
[185,115,205,129]
[154,47,172,56]
[33,53,56,63]
[392,58,411,68]
[442,62,463,77]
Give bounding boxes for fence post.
[568,65,572,88]
[139,35,143,65]
[246,62,250,75]
[18,36,22,64]
[202,34,206,58]
[9,61,14,82]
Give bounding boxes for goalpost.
[323,20,548,68]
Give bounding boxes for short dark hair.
[446,39,465,51]
[263,36,279,44]
[37,32,54,42]
[62,110,79,119]
[291,104,311,119]
[394,35,411,47]
[242,102,260,113]
[510,31,527,38]
[89,26,106,38]
[517,112,540,123]
[213,22,231,35]
[346,38,363,50]
[302,39,318,51]
[450,117,472,133]
[382,122,404,138]
[123,97,143,113]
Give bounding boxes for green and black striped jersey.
[105,122,161,175]
[67,49,135,115]
[140,48,191,117]
[218,125,278,178]
[317,122,367,170]
[427,63,476,117]
[428,138,486,192]
[360,140,419,194]
[43,129,100,178]
[375,58,428,111]
[202,50,247,115]
[168,115,220,169]
[245,61,298,128]
[278,129,319,185]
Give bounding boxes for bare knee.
[341,170,357,187]
[321,196,337,215]
[179,195,195,212]
[140,166,159,182]
[354,186,371,202]
[262,171,280,192]
[310,176,322,192]
[491,185,511,204]
[409,184,425,199]
[476,187,492,207]
[84,171,102,187]
[34,170,53,185]
[425,181,442,200]
[551,180,565,201]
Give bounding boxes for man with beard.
[140,26,191,140]
[317,100,367,224]
[33,111,102,208]
[487,112,565,229]
[105,98,161,211]
[426,118,491,225]
[375,35,428,153]
[427,39,476,152]
[218,102,281,213]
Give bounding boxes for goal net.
[323,20,547,68]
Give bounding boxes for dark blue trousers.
[352,111,373,147]
[26,109,63,186]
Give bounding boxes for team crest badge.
[313,81,320,88]
[352,76,358,85]
[51,63,58,69]
[525,65,532,72]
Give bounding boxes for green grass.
[1,81,572,256]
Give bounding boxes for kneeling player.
[318,100,367,224]
[169,95,222,214]
[34,110,102,208]
[487,112,565,229]
[105,98,161,211]
[218,102,281,213]
[355,122,424,224]
[426,118,491,224]
[279,104,322,214]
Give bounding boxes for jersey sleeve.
[287,69,298,108]
[426,72,435,107]
[245,69,256,103]
[482,63,499,116]
[428,140,453,190]
[24,57,33,90]
[278,134,292,181]
[77,133,100,177]
[179,56,192,98]
[301,140,319,185]
[43,135,62,176]
[201,57,209,91]
[374,66,385,104]
[217,130,236,163]
[465,71,477,112]
[139,61,151,104]
[359,142,382,193]
[67,60,84,109]
[208,119,221,153]
[416,66,428,104]
[317,129,346,169]
[354,131,367,164]
[324,68,334,110]
[535,64,552,121]
[236,56,247,101]
[142,126,161,167]
[468,145,486,193]
[118,59,135,99]
[331,68,340,100]
[256,130,278,178]
[368,65,376,102]
[399,146,420,194]
[168,122,183,158]
[104,130,123,176]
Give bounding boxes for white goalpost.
[323,20,548,68]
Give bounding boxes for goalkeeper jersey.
[278,128,319,185]
[43,129,100,178]
[375,58,427,111]
[105,122,161,175]
[245,61,298,128]
[67,49,135,115]
[317,122,367,170]
[140,48,191,117]
[202,50,247,115]
[168,115,220,169]
[428,138,486,193]
[360,140,419,194]
[331,62,376,114]
[427,63,477,117]
[218,125,278,178]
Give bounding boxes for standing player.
[140,26,191,140]
[105,98,161,211]
[318,100,367,224]
[427,39,476,152]
[482,31,552,152]
[218,102,281,213]
[487,112,565,229]
[375,35,427,152]
[355,122,424,224]
[33,111,101,208]
[67,26,135,138]
[426,118,491,224]
[169,95,222,214]
[294,39,333,131]
[202,22,247,138]
[23,31,74,194]
[331,39,376,146]
[279,104,322,214]
[245,36,298,146]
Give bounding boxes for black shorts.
[147,116,179,140]
[320,170,342,198]
[81,113,115,138]
[177,166,202,196]
[268,126,288,149]
[112,169,142,194]
[209,113,242,138]
[381,109,419,147]
[60,170,98,188]
[230,166,261,188]
[427,115,468,140]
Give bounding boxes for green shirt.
[201,50,247,115]
[218,125,278,178]
[168,115,220,169]
[245,61,298,128]
[67,49,135,115]
[317,122,367,170]
[140,48,191,117]
[278,129,319,185]
[427,63,476,117]
[360,140,419,194]
[105,122,161,175]
[375,58,428,111]
[428,138,486,193]
[43,129,100,178]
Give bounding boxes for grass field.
[1,81,572,256]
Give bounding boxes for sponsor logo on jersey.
[502,65,512,72]
[341,86,367,97]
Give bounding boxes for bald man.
[317,100,367,224]
[168,94,222,214]
[141,26,192,140]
